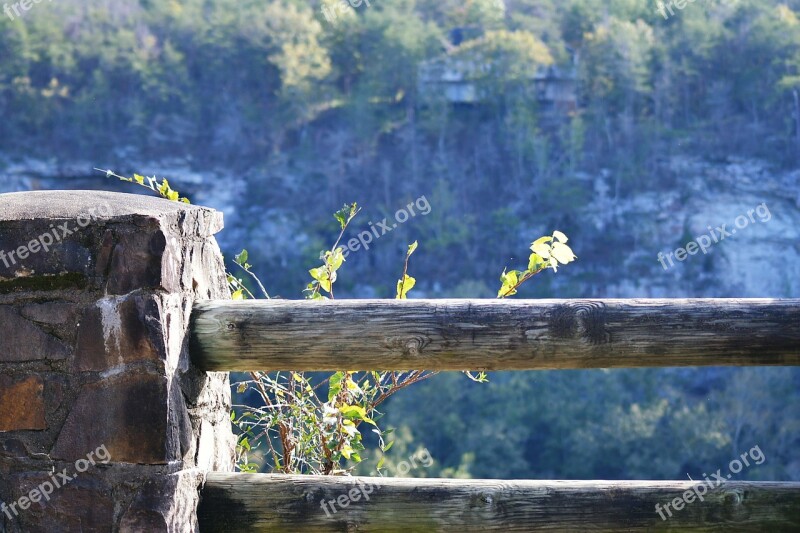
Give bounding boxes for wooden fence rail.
[190,298,800,371]
[192,298,800,532]
[198,474,800,532]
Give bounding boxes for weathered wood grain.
[189,299,800,371]
[197,473,800,532]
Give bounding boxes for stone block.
[0,307,69,362]
[0,375,46,432]
[52,374,174,464]
[74,295,164,372]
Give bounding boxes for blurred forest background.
[1,0,799,480]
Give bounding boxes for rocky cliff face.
[1,155,798,299]
[582,156,800,298]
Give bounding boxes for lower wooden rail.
[197,473,800,532]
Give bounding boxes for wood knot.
[548,301,610,345]
[723,488,744,506]
[384,335,431,356]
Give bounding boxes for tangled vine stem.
[107,171,575,475]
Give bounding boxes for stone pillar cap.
[0,190,223,236]
[0,190,226,293]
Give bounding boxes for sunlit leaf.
[320,278,332,293]
[309,267,328,282]
[531,238,551,259]
[340,445,354,459]
[527,252,545,272]
[328,372,345,401]
[551,242,576,265]
[326,247,345,271]
[396,274,416,299]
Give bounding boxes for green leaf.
[502,269,519,286]
[340,404,376,425]
[325,248,345,271]
[527,252,545,272]
[309,267,328,282]
[232,289,245,300]
[328,372,345,401]
[235,250,249,266]
[320,277,332,293]
[407,241,418,256]
[552,230,568,243]
[133,174,145,185]
[497,269,520,297]
[334,203,357,229]
[334,211,348,229]
[340,405,367,418]
[340,444,354,460]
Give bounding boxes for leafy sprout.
[497,230,576,298]
[95,168,191,203]
[396,241,418,299]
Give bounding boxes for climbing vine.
[100,169,576,475]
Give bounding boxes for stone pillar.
[0,191,235,532]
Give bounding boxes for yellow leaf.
[551,242,576,265]
[530,238,551,259]
[320,278,332,293]
[528,252,545,272]
[396,274,416,299]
